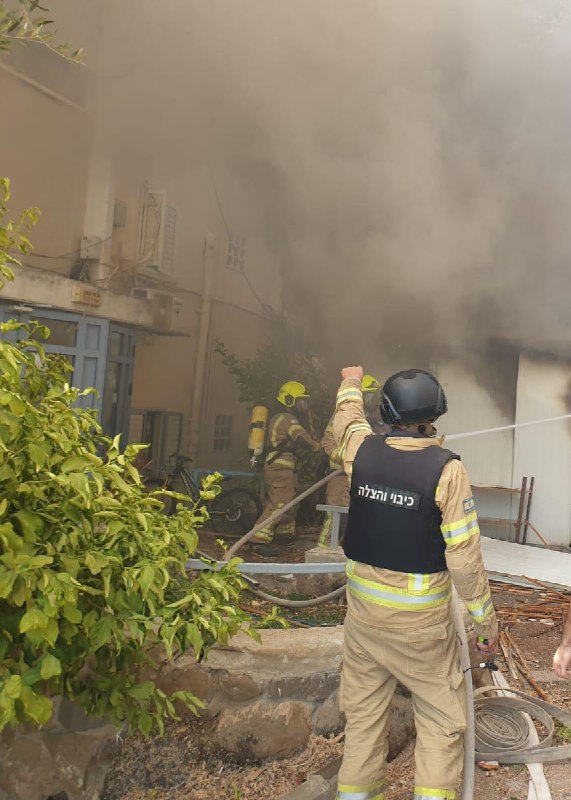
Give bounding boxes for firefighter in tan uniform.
[319,375,387,548]
[252,381,320,557]
[333,366,498,800]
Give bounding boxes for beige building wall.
[1,40,283,472]
[513,355,571,547]
[0,62,91,271]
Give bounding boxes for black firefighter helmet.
[380,369,448,425]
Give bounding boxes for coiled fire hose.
[453,588,571,800]
[472,688,571,764]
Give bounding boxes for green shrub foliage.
[0,179,257,736]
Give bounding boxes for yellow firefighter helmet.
[362,374,381,393]
[277,381,309,408]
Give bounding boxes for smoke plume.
[80,1,571,405]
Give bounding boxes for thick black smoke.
[74,1,571,408]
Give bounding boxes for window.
[31,318,78,347]
[226,233,246,271]
[213,414,233,451]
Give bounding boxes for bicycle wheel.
[209,488,262,536]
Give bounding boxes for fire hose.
[453,588,571,800]
[225,468,344,561]
[217,410,571,796]
[222,468,347,608]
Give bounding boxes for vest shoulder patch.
[463,496,476,514]
[353,482,421,511]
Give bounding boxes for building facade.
[0,31,282,476]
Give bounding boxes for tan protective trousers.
[253,464,297,542]
[319,471,350,547]
[337,610,466,800]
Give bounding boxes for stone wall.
[154,626,415,761]
[0,698,117,800]
[0,627,416,799]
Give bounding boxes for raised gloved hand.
[341,365,364,382]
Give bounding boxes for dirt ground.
[103,565,571,800]
[102,719,344,800]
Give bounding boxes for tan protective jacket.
[321,416,341,469]
[265,411,318,470]
[332,377,498,638]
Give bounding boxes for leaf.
[185,622,203,655]
[0,570,16,598]
[127,681,154,700]
[135,512,148,532]
[13,510,44,539]
[20,606,48,633]
[90,616,114,650]
[11,578,27,607]
[40,653,61,680]
[85,552,109,575]
[28,443,48,470]
[21,664,43,687]
[20,687,52,726]
[62,603,82,624]
[2,675,22,699]
[139,713,153,736]
[60,456,94,473]
[138,565,155,598]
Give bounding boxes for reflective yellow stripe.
[287,423,305,437]
[441,512,480,546]
[266,455,295,469]
[346,561,451,611]
[414,788,456,799]
[337,781,385,800]
[441,511,478,533]
[336,388,363,406]
[269,414,286,446]
[408,573,430,592]
[466,589,493,622]
[319,513,332,546]
[338,423,371,459]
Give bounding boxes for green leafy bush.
[0,180,256,736]
[0,327,255,734]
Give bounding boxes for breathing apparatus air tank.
[248,405,269,466]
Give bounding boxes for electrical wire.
[207,160,277,318]
[20,233,114,261]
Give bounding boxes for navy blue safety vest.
[343,435,460,574]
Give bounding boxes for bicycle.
[148,453,262,537]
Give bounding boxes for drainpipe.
[188,232,216,461]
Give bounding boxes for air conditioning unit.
[138,186,177,277]
[131,287,155,301]
[130,288,183,332]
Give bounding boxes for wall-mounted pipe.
[188,233,216,460]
